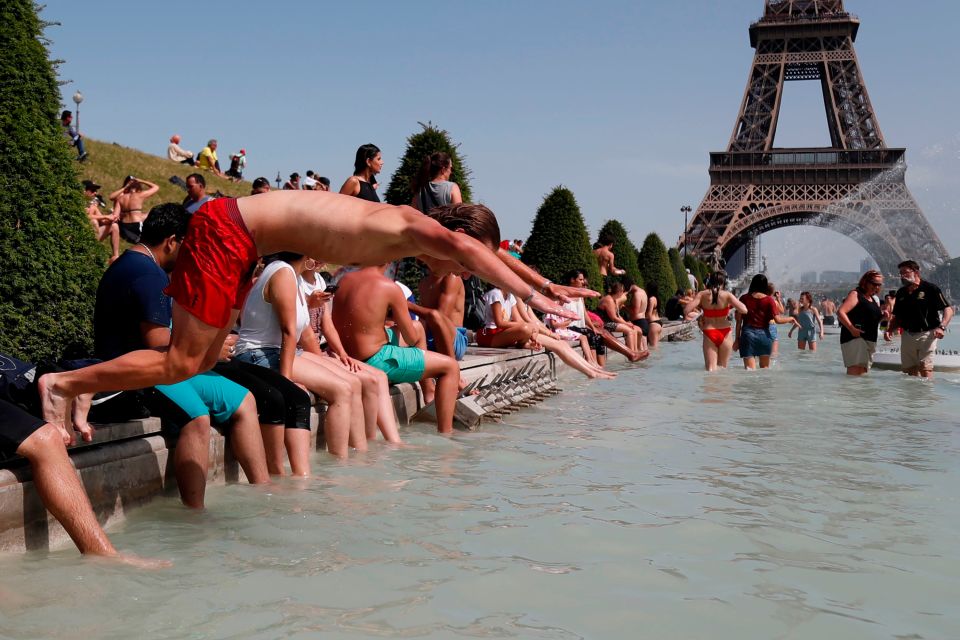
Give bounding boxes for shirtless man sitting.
[109,175,159,244]
[333,266,460,433]
[624,278,649,350]
[82,179,119,262]
[593,233,625,277]
[39,194,591,430]
[418,271,468,362]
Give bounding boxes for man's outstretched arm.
[496,248,599,303]
[406,218,577,319]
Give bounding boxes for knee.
[330,378,353,401]
[17,423,67,463]
[164,356,202,385]
[347,374,363,395]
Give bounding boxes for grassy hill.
[77,138,252,205]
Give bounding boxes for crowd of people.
[5,129,953,567]
[682,263,952,376]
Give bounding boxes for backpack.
[462,276,487,331]
[0,353,37,413]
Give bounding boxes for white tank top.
[235,261,309,353]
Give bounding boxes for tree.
[638,233,677,297]
[668,248,690,292]
[384,122,473,206]
[0,1,106,362]
[522,186,601,293]
[597,219,643,286]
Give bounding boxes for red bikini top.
[702,306,731,318]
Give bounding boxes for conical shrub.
[668,248,690,293]
[597,219,643,286]
[0,2,106,361]
[522,187,601,293]
[638,233,677,298]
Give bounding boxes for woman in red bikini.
[684,270,748,371]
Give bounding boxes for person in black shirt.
[884,259,953,379]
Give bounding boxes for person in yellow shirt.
[197,139,224,177]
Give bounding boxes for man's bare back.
[331,267,405,361]
[628,285,648,320]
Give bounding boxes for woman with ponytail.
[685,270,748,371]
[410,152,462,213]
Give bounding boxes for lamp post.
[275,172,282,190]
[72,90,84,132]
[680,205,692,257]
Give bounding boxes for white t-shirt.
[302,176,317,189]
[482,288,516,329]
[235,261,309,354]
[560,298,587,329]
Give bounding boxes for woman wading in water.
[685,270,747,371]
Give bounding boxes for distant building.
[800,271,818,284]
[820,270,860,284]
[859,257,876,273]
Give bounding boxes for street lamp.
[680,205,692,256]
[72,90,84,132]
[275,172,282,190]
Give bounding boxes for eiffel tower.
[683,0,948,276]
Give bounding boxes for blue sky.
[45,1,960,278]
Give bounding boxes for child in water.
[788,291,824,351]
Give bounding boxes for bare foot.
[627,350,650,362]
[71,394,95,443]
[98,552,172,569]
[38,373,71,430]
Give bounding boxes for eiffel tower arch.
[683,0,949,276]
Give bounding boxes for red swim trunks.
[166,198,258,328]
[475,327,506,348]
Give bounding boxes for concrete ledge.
[0,347,561,554]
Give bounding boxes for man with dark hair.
[94,203,270,507]
[40,193,593,429]
[301,170,317,190]
[884,259,953,379]
[60,110,87,161]
[182,173,212,214]
[593,233,625,276]
[251,177,270,195]
[316,176,331,192]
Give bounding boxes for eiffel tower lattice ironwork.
[683,0,949,275]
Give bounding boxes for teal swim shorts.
[365,328,426,384]
[155,371,248,425]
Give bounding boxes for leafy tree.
[522,186,601,293]
[0,1,106,362]
[384,122,473,206]
[638,233,677,297]
[597,219,643,286]
[668,248,690,292]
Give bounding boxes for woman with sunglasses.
[837,270,884,376]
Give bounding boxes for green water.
[1,335,959,639]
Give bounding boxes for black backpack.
[462,276,487,331]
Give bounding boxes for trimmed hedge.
[668,248,690,293]
[638,233,677,297]
[597,219,643,286]
[522,186,601,294]
[0,1,106,362]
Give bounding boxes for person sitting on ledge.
[332,265,461,434]
[596,277,644,354]
[92,203,270,507]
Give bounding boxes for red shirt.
[740,294,778,329]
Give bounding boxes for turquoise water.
[2,334,959,639]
